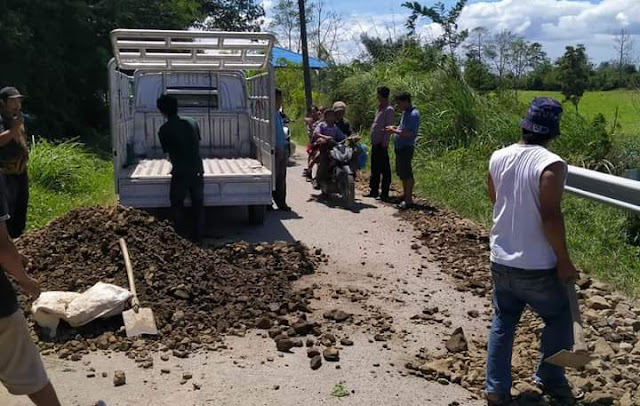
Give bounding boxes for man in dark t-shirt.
[157,94,205,244]
[0,176,61,405]
[0,87,30,238]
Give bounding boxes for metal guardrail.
[566,166,640,213]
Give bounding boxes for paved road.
[2,154,488,406]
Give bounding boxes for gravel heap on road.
[16,206,319,363]
[399,202,640,406]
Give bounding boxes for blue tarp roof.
[271,47,329,69]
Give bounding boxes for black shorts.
[395,147,414,181]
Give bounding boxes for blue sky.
[263,0,640,63]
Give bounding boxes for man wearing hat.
[332,101,352,138]
[0,87,30,238]
[485,98,579,405]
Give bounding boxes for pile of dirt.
[16,206,319,362]
[399,202,640,406]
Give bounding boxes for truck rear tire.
[248,205,267,225]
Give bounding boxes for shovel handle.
[566,283,588,353]
[119,238,138,300]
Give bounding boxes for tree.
[360,34,419,63]
[613,28,634,87]
[197,0,265,31]
[269,0,299,51]
[484,30,516,87]
[308,0,343,62]
[403,1,469,59]
[509,39,546,94]
[464,27,489,63]
[557,45,591,112]
[269,0,313,51]
[0,0,265,142]
[525,58,557,90]
[464,58,495,92]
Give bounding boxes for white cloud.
[456,0,640,62]
[616,12,629,27]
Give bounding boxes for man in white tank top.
[485,98,580,405]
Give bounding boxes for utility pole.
[298,0,313,114]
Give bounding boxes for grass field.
[519,90,640,135]
[27,140,115,230]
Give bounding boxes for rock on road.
[1,153,487,406]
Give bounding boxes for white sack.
[31,283,133,332]
[31,292,81,336]
[65,282,133,327]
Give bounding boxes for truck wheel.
[248,205,267,225]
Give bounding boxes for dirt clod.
[323,347,340,362]
[445,327,468,353]
[310,355,322,370]
[307,348,321,358]
[113,370,126,387]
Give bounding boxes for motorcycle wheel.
[341,173,356,207]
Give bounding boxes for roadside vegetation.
[276,3,640,295]
[27,140,114,230]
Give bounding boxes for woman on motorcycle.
[312,109,346,143]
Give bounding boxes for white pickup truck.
[108,29,277,224]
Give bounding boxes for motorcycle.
[315,136,359,207]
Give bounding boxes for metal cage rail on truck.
[108,29,277,224]
[110,29,274,71]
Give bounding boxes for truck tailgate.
[129,158,271,179]
[119,158,272,208]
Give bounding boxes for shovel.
[119,238,158,338]
[545,282,591,368]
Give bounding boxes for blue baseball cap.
[521,97,563,137]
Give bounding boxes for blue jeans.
[486,262,573,395]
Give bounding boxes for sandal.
[537,383,584,403]
[398,201,413,210]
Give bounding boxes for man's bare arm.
[0,222,40,296]
[539,162,577,283]
[0,127,18,147]
[487,173,496,205]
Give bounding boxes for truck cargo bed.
[118,158,272,208]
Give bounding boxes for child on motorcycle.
[303,106,323,179]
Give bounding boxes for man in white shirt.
[485,98,579,405]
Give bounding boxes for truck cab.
[108,29,277,224]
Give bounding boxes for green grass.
[289,119,309,146]
[519,90,640,135]
[413,144,640,296]
[331,383,350,398]
[27,140,115,230]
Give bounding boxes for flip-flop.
[398,201,413,210]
